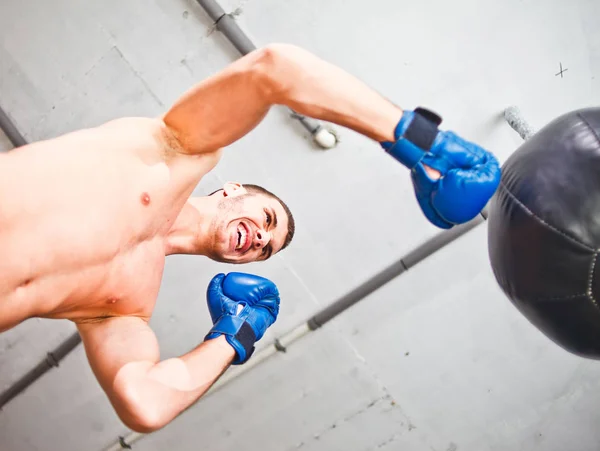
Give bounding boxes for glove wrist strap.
[205,316,257,365]
[381,107,443,169]
[405,107,442,150]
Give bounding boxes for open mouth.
[235,221,252,253]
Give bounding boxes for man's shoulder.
[93,117,180,156]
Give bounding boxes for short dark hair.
[207,184,295,252]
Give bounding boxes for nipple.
[19,278,32,288]
[141,192,151,206]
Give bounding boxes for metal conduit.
[308,211,487,330]
[0,333,82,409]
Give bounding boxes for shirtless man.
[0,44,500,432]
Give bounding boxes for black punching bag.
[488,107,600,359]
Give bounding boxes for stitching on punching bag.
[531,293,587,302]
[498,183,595,252]
[577,112,600,147]
[587,252,599,309]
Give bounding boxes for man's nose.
[254,228,271,248]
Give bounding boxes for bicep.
[77,317,159,397]
[163,48,275,155]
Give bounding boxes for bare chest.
[0,239,166,331]
[47,238,167,321]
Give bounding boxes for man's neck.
[165,201,209,256]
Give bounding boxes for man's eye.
[265,210,272,226]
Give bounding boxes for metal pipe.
[194,0,335,148]
[195,0,226,22]
[0,104,27,148]
[214,12,256,55]
[0,332,82,410]
[308,210,487,329]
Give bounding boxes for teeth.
[236,224,247,250]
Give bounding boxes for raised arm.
[77,272,280,433]
[77,316,235,432]
[162,43,401,155]
[164,43,500,229]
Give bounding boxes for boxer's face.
[207,184,291,264]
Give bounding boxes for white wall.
[0,0,599,450]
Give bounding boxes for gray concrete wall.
[0,130,12,152]
[0,0,599,450]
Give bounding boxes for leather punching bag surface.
[488,107,600,359]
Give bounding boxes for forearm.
[113,336,235,432]
[261,46,447,177]
[162,44,402,155]
[263,44,402,142]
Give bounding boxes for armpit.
[157,121,187,158]
[72,312,151,326]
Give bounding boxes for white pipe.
[504,106,536,140]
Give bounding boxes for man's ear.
[222,181,247,198]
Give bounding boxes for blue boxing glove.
[204,272,280,364]
[380,107,501,229]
